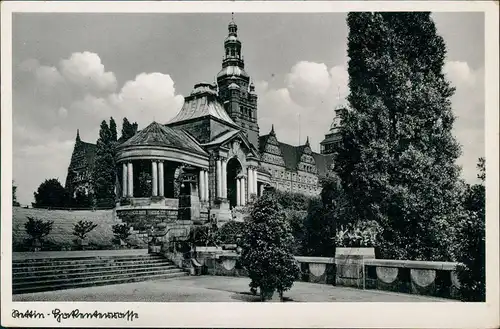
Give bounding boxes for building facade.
[65,19,343,229]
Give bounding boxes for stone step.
[13,263,179,280]
[13,271,189,294]
[14,267,185,287]
[12,258,170,272]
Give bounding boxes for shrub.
[73,220,98,241]
[275,190,316,211]
[24,216,54,250]
[284,209,307,255]
[241,187,300,301]
[216,221,246,245]
[112,223,132,246]
[189,223,219,247]
[302,198,337,257]
[455,210,485,301]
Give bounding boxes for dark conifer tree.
[335,12,462,261]
[92,120,116,207]
[121,117,138,142]
[109,117,118,144]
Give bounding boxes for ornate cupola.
[217,15,249,81]
[216,14,259,151]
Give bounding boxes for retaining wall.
[12,207,121,250]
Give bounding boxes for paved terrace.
[13,276,452,302]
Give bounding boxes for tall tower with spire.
[216,15,259,150]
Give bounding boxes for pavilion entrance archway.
[226,157,242,208]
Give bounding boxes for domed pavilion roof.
[118,121,207,155]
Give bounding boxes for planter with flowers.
[334,220,381,288]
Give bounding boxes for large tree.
[240,187,300,301]
[33,178,68,208]
[13,181,20,207]
[121,117,138,142]
[335,12,462,261]
[455,158,485,301]
[92,119,117,207]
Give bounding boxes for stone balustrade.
[179,246,461,300]
[363,259,460,299]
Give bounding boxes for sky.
[12,12,485,206]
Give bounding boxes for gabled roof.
[202,129,240,147]
[118,121,207,155]
[278,142,300,171]
[258,134,271,153]
[167,83,237,127]
[203,129,259,157]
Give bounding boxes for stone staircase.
[12,254,188,294]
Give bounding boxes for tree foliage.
[33,178,68,208]
[92,119,117,207]
[455,158,485,301]
[335,12,462,261]
[121,117,138,142]
[13,181,20,207]
[240,187,300,301]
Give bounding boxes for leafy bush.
[274,190,316,211]
[284,209,307,255]
[24,216,54,250]
[336,220,382,248]
[302,199,337,257]
[241,187,300,301]
[216,221,246,245]
[112,223,132,246]
[73,220,98,240]
[189,223,219,247]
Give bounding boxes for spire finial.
[270,124,275,135]
[231,12,234,22]
[76,129,81,142]
[306,136,310,145]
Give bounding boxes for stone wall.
[364,259,460,299]
[12,207,120,251]
[184,246,461,300]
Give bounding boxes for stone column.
[236,178,241,206]
[247,167,253,196]
[127,162,134,197]
[199,169,205,201]
[158,161,164,197]
[152,161,158,196]
[222,159,227,199]
[216,158,222,198]
[260,183,264,196]
[241,177,246,206]
[122,162,128,198]
[253,169,258,197]
[204,170,209,201]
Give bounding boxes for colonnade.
[122,160,165,198]
[120,158,264,205]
